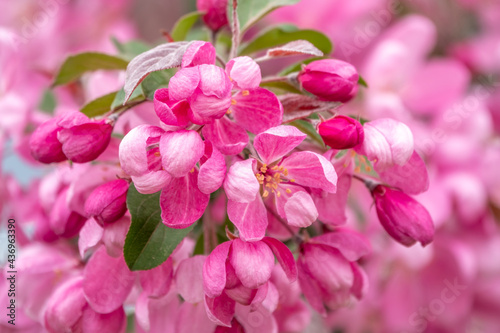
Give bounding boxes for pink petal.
[313,172,351,226]
[203,241,232,298]
[284,191,318,228]
[356,118,414,168]
[160,169,210,228]
[377,150,429,195]
[280,151,337,192]
[43,276,87,333]
[311,229,372,262]
[132,171,172,194]
[204,293,235,327]
[160,130,204,177]
[226,56,262,90]
[80,305,126,333]
[169,66,200,101]
[140,257,173,298]
[198,143,226,194]
[234,303,278,333]
[154,88,190,127]
[102,216,131,258]
[176,302,217,333]
[223,159,259,203]
[198,64,232,98]
[78,218,103,259]
[182,41,216,68]
[119,125,164,176]
[262,237,297,282]
[401,59,470,114]
[189,89,232,123]
[229,239,274,289]
[297,262,326,315]
[350,263,368,300]
[227,195,268,242]
[175,255,206,303]
[231,88,283,134]
[83,246,135,314]
[253,125,306,164]
[202,117,248,155]
[224,285,259,306]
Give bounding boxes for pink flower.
[181,41,216,68]
[298,59,359,102]
[355,118,414,169]
[318,115,364,149]
[202,56,283,155]
[44,276,127,333]
[223,125,337,241]
[155,64,232,126]
[297,229,371,315]
[84,179,129,226]
[197,0,229,31]
[29,112,114,164]
[119,125,225,228]
[202,237,297,326]
[372,185,434,247]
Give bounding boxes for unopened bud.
[318,115,364,149]
[197,0,228,31]
[84,179,129,225]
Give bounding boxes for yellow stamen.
[190,168,195,173]
[286,189,292,194]
[290,179,295,182]
[277,191,281,197]
[226,109,232,114]
[231,99,237,105]
[154,151,161,157]
[242,90,250,96]
[283,169,288,176]
[263,190,269,198]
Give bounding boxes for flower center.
[255,164,294,198]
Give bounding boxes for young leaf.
[228,0,301,35]
[52,52,128,87]
[124,184,195,271]
[266,40,323,58]
[140,69,176,100]
[80,92,118,118]
[290,119,324,147]
[358,76,369,88]
[123,41,193,103]
[280,94,340,123]
[239,24,332,55]
[171,11,203,41]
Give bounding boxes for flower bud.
[372,185,434,247]
[197,0,228,31]
[318,115,364,149]
[297,59,359,102]
[29,117,67,164]
[57,114,113,163]
[84,179,129,225]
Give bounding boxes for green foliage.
[80,92,118,118]
[239,24,332,56]
[124,184,194,271]
[52,52,128,86]
[171,11,203,41]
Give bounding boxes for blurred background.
[1,0,500,332]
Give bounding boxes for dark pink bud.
[29,117,67,163]
[197,0,228,31]
[84,179,129,225]
[298,59,359,102]
[318,115,364,149]
[181,41,216,68]
[57,115,113,163]
[372,185,434,247]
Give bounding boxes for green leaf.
[171,11,203,41]
[52,52,128,87]
[260,81,301,94]
[80,92,118,118]
[111,86,145,111]
[140,69,176,100]
[38,90,57,114]
[358,76,368,88]
[279,56,327,76]
[124,184,195,271]
[228,0,301,34]
[112,38,151,61]
[239,24,332,56]
[289,119,324,147]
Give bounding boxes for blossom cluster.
[2,0,500,332]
